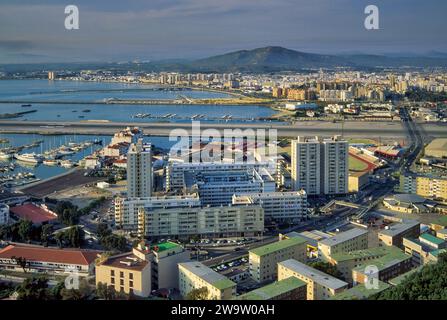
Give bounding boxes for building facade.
[232,190,308,223]
[318,228,369,262]
[278,259,349,300]
[249,236,308,283]
[178,262,236,300]
[291,136,348,195]
[127,139,152,198]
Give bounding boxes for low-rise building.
[328,246,394,283]
[249,236,308,283]
[348,171,370,193]
[378,220,420,249]
[148,241,191,290]
[178,262,236,300]
[351,248,412,285]
[95,249,152,297]
[436,228,447,240]
[9,203,58,225]
[236,277,307,300]
[0,244,100,276]
[278,259,348,300]
[382,194,430,214]
[403,233,446,266]
[331,281,390,300]
[318,228,369,262]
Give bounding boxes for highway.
[2,119,445,138]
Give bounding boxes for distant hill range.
[2,46,447,73]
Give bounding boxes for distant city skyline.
[1,0,447,63]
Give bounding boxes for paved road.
[1,119,446,138]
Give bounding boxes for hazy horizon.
[1,0,447,64]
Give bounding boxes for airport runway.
[1,120,447,139]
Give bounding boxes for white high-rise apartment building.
[291,136,348,196]
[127,139,152,198]
[322,136,348,195]
[291,136,321,195]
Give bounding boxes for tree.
[96,282,116,300]
[100,234,127,252]
[18,220,33,241]
[371,253,447,300]
[186,287,209,300]
[11,256,30,273]
[309,261,345,280]
[97,223,111,238]
[16,277,51,300]
[41,224,53,244]
[55,201,80,226]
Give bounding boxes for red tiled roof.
[10,204,57,224]
[0,244,101,266]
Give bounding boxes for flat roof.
[151,241,180,252]
[432,216,447,227]
[378,219,420,237]
[318,228,368,247]
[352,247,411,273]
[331,281,390,300]
[236,277,306,300]
[10,204,57,224]
[100,253,149,271]
[179,262,235,290]
[278,259,348,290]
[249,237,307,257]
[388,266,423,286]
[419,233,445,246]
[330,246,393,263]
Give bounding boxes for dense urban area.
[1,65,447,301]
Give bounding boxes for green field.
[349,155,369,171]
[349,138,377,145]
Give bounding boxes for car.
[234,247,242,251]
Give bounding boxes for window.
[111,270,115,276]
[129,273,133,280]
[120,271,124,278]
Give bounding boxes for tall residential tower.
[291,136,348,196]
[127,139,152,198]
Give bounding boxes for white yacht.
[15,153,44,164]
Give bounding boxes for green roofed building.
[249,236,308,283]
[328,246,394,283]
[178,261,236,300]
[331,281,391,300]
[430,216,447,232]
[352,246,412,285]
[236,277,307,300]
[388,266,423,286]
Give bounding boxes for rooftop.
[432,216,447,227]
[352,247,411,273]
[388,267,423,286]
[0,244,100,266]
[249,237,307,257]
[419,233,445,246]
[179,262,236,290]
[151,241,180,252]
[378,219,420,237]
[100,253,149,271]
[329,246,393,263]
[278,259,348,290]
[318,228,368,247]
[9,203,57,224]
[331,281,390,300]
[236,277,306,300]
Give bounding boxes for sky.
[0,0,446,64]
